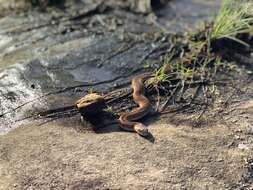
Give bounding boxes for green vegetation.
[149,64,170,87]
[148,0,253,113]
[211,0,253,46]
[151,0,253,87]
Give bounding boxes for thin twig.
[155,86,161,112]
[158,82,181,113]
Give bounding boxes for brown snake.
[118,73,152,136]
[118,65,171,136]
[75,65,171,137]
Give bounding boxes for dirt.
[1,76,253,189]
[0,97,253,190]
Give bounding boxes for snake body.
[118,73,151,136]
[75,65,171,136]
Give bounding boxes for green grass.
[148,65,169,87]
[148,53,174,87]
[150,0,253,89]
[211,0,253,46]
[153,65,170,83]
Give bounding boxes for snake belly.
[118,73,151,136]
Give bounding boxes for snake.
[118,64,172,136]
[118,73,152,137]
[75,65,171,137]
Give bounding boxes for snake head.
[134,123,149,137]
[75,93,106,115]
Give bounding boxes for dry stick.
[115,104,134,115]
[157,82,181,113]
[39,83,210,125]
[189,83,203,105]
[14,106,78,123]
[16,87,131,122]
[155,86,161,112]
[160,83,203,114]
[195,85,209,122]
[222,86,242,108]
[36,105,77,118]
[158,77,210,113]
[36,111,78,123]
[106,90,132,105]
[177,80,186,102]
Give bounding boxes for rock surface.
[0,0,253,189]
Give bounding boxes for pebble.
[217,158,224,162]
[246,126,253,135]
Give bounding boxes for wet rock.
[0,0,165,17]
[0,1,220,134]
[156,0,220,33]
